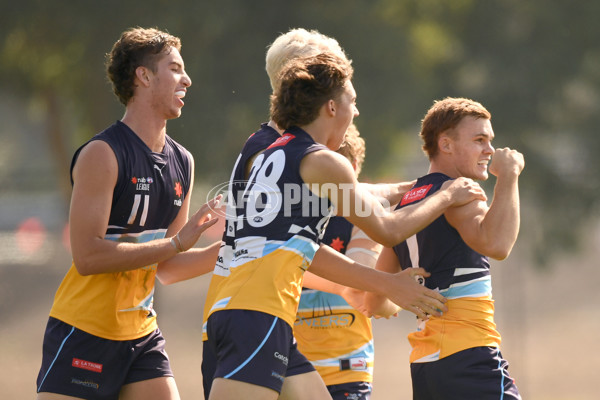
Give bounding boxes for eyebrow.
[474,132,494,141]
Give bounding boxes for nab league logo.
[131,176,153,191]
[173,181,183,207]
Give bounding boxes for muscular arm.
[157,241,221,285]
[303,226,382,311]
[363,247,403,318]
[308,244,442,320]
[358,180,416,209]
[445,148,524,260]
[70,141,218,276]
[300,150,486,247]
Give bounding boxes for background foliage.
[1,0,599,266]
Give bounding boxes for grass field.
[2,232,598,399]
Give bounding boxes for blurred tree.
[1,0,598,266]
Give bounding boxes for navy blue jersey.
[232,126,332,246]
[320,216,353,254]
[202,123,281,339]
[393,173,490,295]
[218,123,282,271]
[70,120,192,239]
[51,120,192,340]
[205,126,333,327]
[393,173,499,363]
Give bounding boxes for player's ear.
[325,99,336,116]
[438,133,452,154]
[135,66,152,87]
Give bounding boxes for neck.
[121,105,167,153]
[428,159,458,178]
[300,119,330,146]
[267,119,284,135]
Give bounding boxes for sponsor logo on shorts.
[71,377,99,389]
[273,351,288,366]
[271,371,285,382]
[72,358,103,373]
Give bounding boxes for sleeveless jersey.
[49,121,192,340]
[201,123,281,340]
[205,126,333,328]
[294,216,374,386]
[393,173,500,363]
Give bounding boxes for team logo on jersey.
[72,358,103,373]
[400,184,433,206]
[131,176,152,191]
[173,181,183,206]
[267,133,295,148]
[329,237,345,252]
[295,312,355,328]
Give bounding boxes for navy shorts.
[36,317,173,400]
[328,381,372,400]
[201,339,217,399]
[205,309,315,394]
[410,346,521,400]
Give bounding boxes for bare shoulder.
[300,149,355,186]
[72,140,118,186]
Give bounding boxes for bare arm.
[300,150,486,247]
[363,247,404,318]
[303,226,383,312]
[156,241,221,285]
[309,244,444,320]
[358,180,416,208]
[445,147,524,260]
[70,141,219,275]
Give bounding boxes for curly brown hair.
[337,123,365,175]
[420,97,491,159]
[106,27,181,105]
[270,53,353,130]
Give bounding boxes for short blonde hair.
[337,123,365,176]
[265,28,350,92]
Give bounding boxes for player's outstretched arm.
[309,244,446,320]
[357,180,416,208]
[303,226,383,313]
[445,147,524,260]
[300,150,486,247]
[363,247,404,318]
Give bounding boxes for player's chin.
[166,108,183,120]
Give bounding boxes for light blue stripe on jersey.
[105,228,167,243]
[263,235,319,261]
[310,341,374,370]
[209,297,232,313]
[297,290,348,310]
[440,276,492,299]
